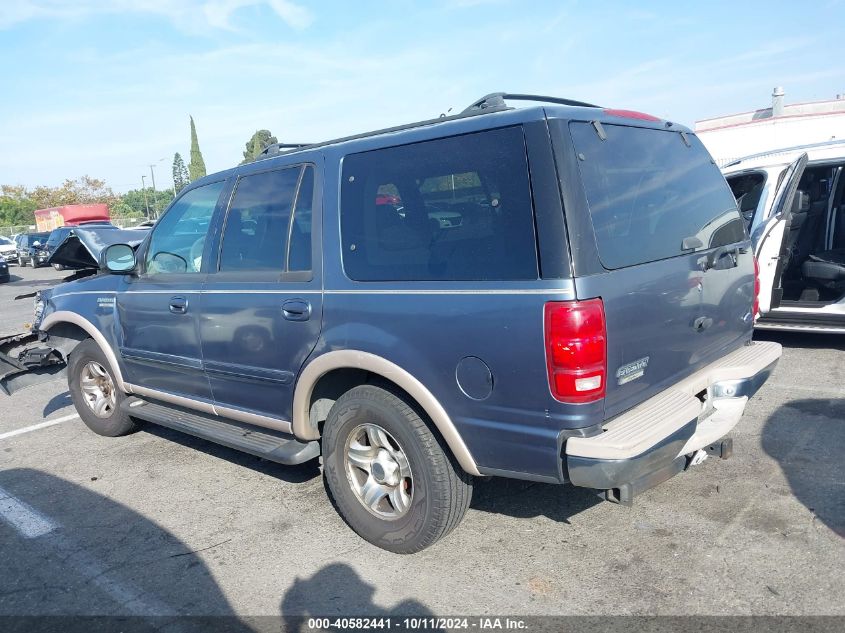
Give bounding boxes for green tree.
[240,129,278,164]
[29,176,120,209]
[172,152,189,193]
[120,188,175,217]
[188,115,207,181]
[0,185,37,227]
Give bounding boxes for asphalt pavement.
[0,263,843,621]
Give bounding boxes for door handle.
[169,296,188,314]
[282,299,311,321]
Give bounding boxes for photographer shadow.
[280,563,439,631]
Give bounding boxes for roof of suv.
[722,138,845,173]
[187,92,682,190]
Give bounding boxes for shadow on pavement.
[0,468,252,631]
[470,477,600,523]
[761,398,845,537]
[140,423,321,484]
[280,563,436,626]
[754,328,845,351]
[42,391,72,417]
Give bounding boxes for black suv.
[15,232,51,267]
[3,93,781,553]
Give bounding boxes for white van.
[723,139,845,332]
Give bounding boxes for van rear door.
[557,119,751,419]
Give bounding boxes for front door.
[116,180,228,403]
[752,153,808,313]
[199,163,322,429]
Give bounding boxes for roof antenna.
[439,107,453,119]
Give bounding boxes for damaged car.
[1,93,781,553]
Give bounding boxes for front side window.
[145,181,225,274]
[571,122,744,269]
[341,126,539,281]
[218,165,313,273]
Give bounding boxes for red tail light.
[544,299,607,404]
[752,256,761,319]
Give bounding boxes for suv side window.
[145,181,226,274]
[219,165,313,272]
[341,126,539,281]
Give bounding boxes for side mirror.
[102,243,136,274]
[32,241,41,248]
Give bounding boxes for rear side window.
[571,122,744,269]
[341,126,539,281]
[219,165,314,272]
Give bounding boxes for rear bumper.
[565,341,781,495]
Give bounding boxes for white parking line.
[0,412,79,441]
[0,485,58,538]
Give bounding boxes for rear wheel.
[322,385,473,553]
[68,339,137,437]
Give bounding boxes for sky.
[0,0,844,193]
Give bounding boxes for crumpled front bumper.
[0,331,66,395]
[564,341,782,501]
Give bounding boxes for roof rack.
[461,92,601,114]
[250,91,595,163]
[259,143,313,158]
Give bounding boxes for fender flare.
[292,350,480,476]
[41,311,129,393]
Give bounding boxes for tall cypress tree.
[172,152,189,193]
[187,115,207,181]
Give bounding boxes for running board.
[121,398,320,465]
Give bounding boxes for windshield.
[570,122,745,269]
[0,236,12,246]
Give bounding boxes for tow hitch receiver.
[0,331,66,396]
[704,437,733,460]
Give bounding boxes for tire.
[322,384,473,554]
[67,339,137,437]
[19,258,26,267]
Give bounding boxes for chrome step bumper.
[565,341,781,494]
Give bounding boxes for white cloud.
[0,0,312,31]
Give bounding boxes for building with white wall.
[695,88,845,166]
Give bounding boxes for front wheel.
[68,339,137,437]
[322,385,473,554]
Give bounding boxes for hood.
[48,227,147,270]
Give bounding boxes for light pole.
[141,175,150,218]
[148,157,166,218]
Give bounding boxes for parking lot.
[0,263,843,619]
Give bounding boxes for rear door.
[199,162,322,429]
[752,153,808,312]
[562,120,750,418]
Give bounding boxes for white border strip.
[0,413,79,441]
[0,486,58,538]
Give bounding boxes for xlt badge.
[616,356,649,385]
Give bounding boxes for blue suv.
[3,94,781,553]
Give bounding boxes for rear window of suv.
[570,122,744,269]
[341,126,539,281]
